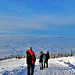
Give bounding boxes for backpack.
[26,51,32,64]
[26,51,36,64]
[48,53,49,59]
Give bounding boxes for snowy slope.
[0,35,75,58]
[0,56,75,75]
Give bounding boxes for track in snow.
[34,62,75,75]
[17,61,75,75]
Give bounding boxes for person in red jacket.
[26,47,36,75]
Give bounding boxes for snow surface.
[0,56,75,75]
[0,35,75,75]
[0,35,75,58]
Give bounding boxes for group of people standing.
[39,51,49,70]
[26,47,49,75]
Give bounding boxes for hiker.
[26,47,36,75]
[43,51,49,68]
[39,51,44,70]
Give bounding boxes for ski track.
[17,61,75,75]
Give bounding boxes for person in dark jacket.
[26,47,36,75]
[39,51,44,70]
[44,51,49,68]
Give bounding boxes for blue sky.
[0,0,75,35]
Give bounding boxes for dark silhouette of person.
[44,51,49,68]
[39,51,44,70]
[26,47,36,75]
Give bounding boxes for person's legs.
[44,62,45,68]
[31,64,34,75]
[46,62,48,68]
[46,60,48,68]
[40,62,43,69]
[27,65,30,75]
[41,62,43,69]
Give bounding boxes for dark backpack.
[26,51,32,64]
[26,51,36,64]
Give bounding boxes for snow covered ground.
[0,56,75,75]
[0,35,75,58]
[0,35,75,75]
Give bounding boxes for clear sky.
[0,0,75,35]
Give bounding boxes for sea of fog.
[0,35,75,58]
